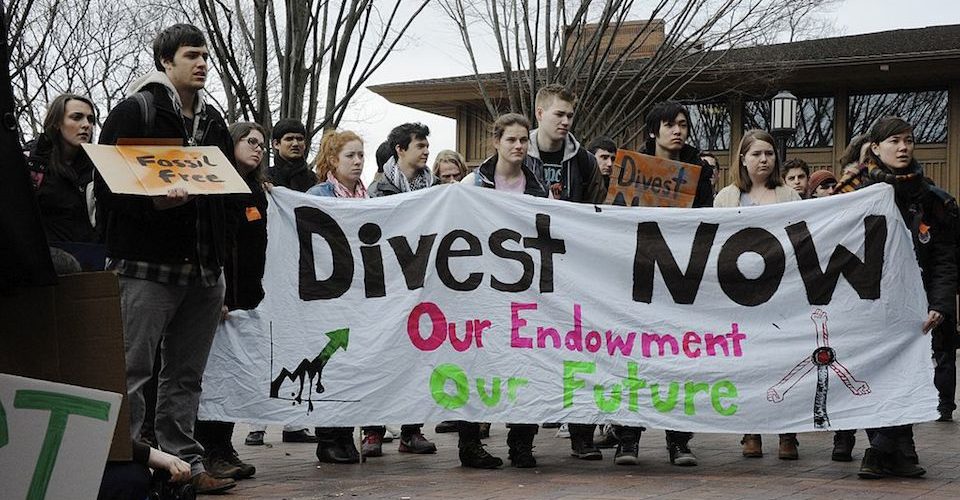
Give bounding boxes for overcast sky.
[340,0,960,182]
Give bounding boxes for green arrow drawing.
[270,328,349,408]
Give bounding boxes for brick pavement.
[222,420,960,499]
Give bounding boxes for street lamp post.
[769,91,798,164]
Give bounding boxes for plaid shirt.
[107,201,221,287]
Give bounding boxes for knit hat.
[272,118,306,141]
[806,169,837,197]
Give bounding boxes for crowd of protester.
[23,22,958,497]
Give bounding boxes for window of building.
[685,102,730,151]
[743,97,835,148]
[848,90,948,144]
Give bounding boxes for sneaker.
[555,423,570,439]
[398,432,437,454]
[190,471,236,495]
[459,441,503,469]
[831,431,855,462]
[741,434,762,458]
[203,454,241,480]
[858,448,886,479]
[778,434,799,460]
[435,421,459,433]
[382,427,399,443]
[222,450,256,479]
[282,429,319,443]
[614,439,640,465]
[244,430,264,446]
[668,441,698,466]
[361,432,383,458]
[595,425,619,449]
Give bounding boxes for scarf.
[327,172,368,199]
[868,160,926,201]
[382,156,435,193]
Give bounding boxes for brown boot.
[191,471,236,494]
[778,433,799,460]
[741,434,762,457]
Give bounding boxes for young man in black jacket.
[267,118,317,192]
[528,84,605,204]
[639,101,714,467]
[641,101,715,209]
[94,23,236,495]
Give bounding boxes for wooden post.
[833,88,849,173]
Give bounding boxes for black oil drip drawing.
[269,325,358,413]
[766,309,871,428]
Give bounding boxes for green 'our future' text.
[564,360,738,416]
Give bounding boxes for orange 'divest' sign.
[604,149,701,208]
[83,144,249,196]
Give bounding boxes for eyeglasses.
[245,137,265,150]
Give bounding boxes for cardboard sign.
[84,144,249,196]
[200,184,939,433]
[0,374,122,500]
[604,149,702,207]
[0,272,133,461]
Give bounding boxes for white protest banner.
[0,374,122,500]
[199,183,938,433]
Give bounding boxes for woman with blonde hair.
[432,149,468,184]
[714,129,800,207]
[714,129,801,460]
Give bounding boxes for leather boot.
[832,431,856,462]
[506,427,537,468]
[316,429,359,464]
[778,433,799,460]
[741,434,762,458]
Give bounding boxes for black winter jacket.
[527,129,604,203]
[94,82,233,266]
[268,155,316,193]
[863,161,958,323]
[640,139,714,208]
[473,154,550,198]
[224,174,267,310]
[25,134,99,243]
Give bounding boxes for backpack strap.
[133,91,155,137]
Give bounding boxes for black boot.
[832,431,856,462]
[459,437,503,469]
[316,428,359,464]
[506,427,537,468]
[569,426,601,460]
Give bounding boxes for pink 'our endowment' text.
[510,302,746,358]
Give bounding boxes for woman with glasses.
[193,122,268,481]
